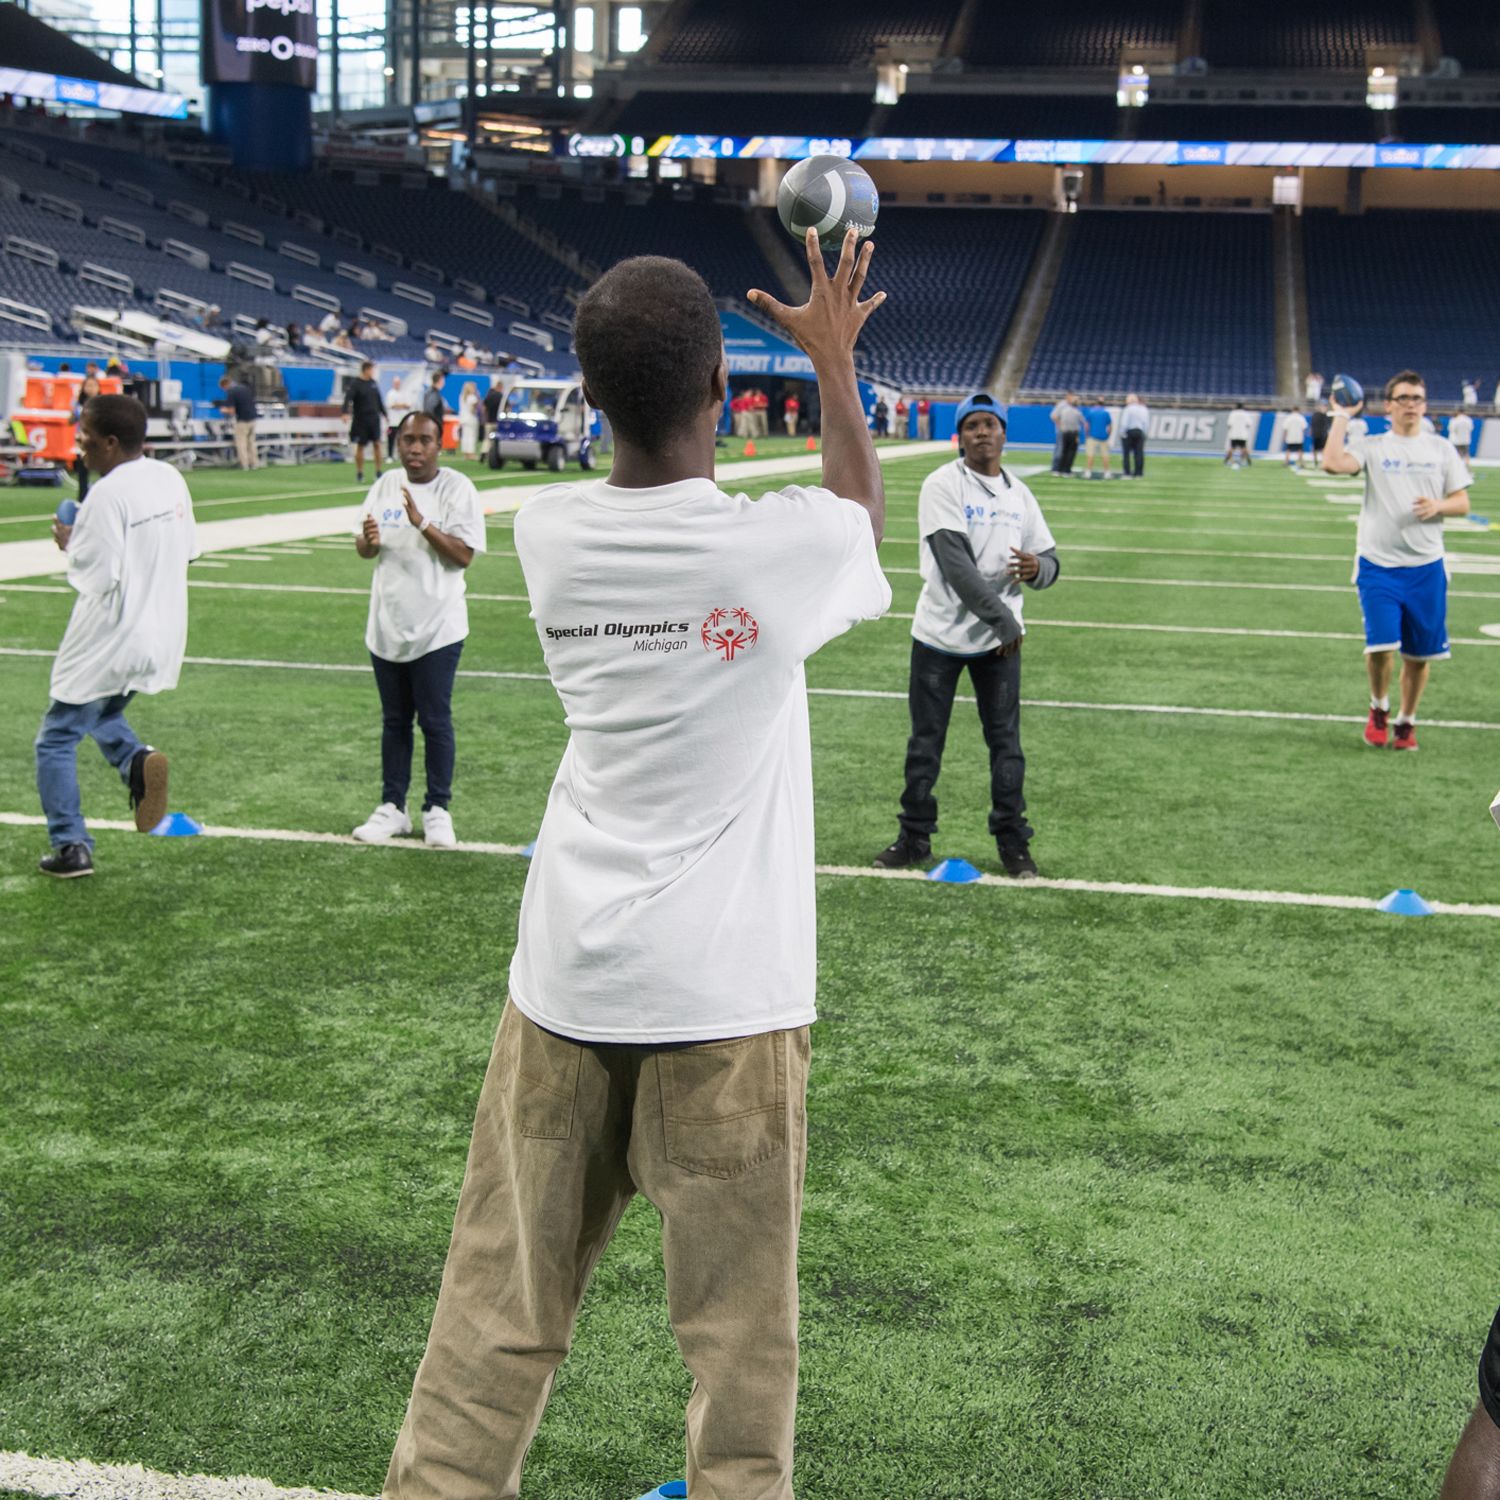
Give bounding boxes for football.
[1329,373,1364,410]
[777,155,879,250]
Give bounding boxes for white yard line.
[1,811,1494,918]
[3,645,1499,730]
[0,1450,371,1500]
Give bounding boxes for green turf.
[2,451,1497,1498]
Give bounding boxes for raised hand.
[746,226,885,366]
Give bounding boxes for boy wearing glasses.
[1323,370,1471,751]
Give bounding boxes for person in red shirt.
[895,396,908,439]
[730,392,748,437]
[783,393,801,436]
[750,387,769,438]
[916,396,932,440]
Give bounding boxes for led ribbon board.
[565,135,1500,169]
[0,67,189,119]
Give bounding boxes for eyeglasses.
[1389,394,1426,404]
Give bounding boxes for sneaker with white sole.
[352,802,412,842]
[423,806,457,848]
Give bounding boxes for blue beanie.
[954,391,1007,433]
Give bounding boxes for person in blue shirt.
[1083,404,1113,480]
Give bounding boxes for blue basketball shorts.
[1355,556,1449,660]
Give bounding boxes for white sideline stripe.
[0,443,931,584]
[879,571,1500,600]
[0,1450,371,1500]
[1,812,1495,918]
[3,646,1499,732]
[881,615,1500,646]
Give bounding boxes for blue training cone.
[519,839,537,859]
[634,1485,687,1500]
[150,812,203,837]
[926,857,982,884]
[1377,887,1433,917]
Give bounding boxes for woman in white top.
[458,382,480,459]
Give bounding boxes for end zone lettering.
[545,620,691,641]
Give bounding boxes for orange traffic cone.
[744,439,757,457]
[805,435,817,451]
[950,433,959,445]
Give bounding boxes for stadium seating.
[1132,103,1383,143]
[963,1,1180,70]
[609,91,877,140]
[883,93,1122,141]
[1200,2,1415,71]
[655,0,961,68]
[1431,2,1500,70]
[851,208,1043,392]
[1302,208,1500,403]
[1024,212,1276,397]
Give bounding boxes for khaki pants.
[233,420,257,469]
[385,1002,810,1500]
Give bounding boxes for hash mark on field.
[0,1450,371,1500]
[1,814,1496,918]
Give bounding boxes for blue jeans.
[370,640,464,811]
[36,693,144,849]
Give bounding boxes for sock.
[1371,695,1389,711]
[1394,714,1414,728]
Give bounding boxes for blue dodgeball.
[56,498,78,525]
[1329,373,1363,409]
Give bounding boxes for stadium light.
[1367,68,1397,109]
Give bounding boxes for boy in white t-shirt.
[34,395,196,878]
[383,235,890,1500]
[351,410,486,847]
[1282,409,1309,467]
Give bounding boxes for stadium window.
[575,6,595,52]
[1366,67,1397,110]
[1117,64,1149,108]
[616,6,646,54]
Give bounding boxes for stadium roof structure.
[0,3,148,91]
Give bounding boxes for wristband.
[419,517,431,534]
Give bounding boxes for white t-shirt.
[1347,430,1471,568]
[1121,401,1149,433]
[51,456,198,704]
[1283,413,1308,445]
[386,385,414,427]
[911,459,1056,656]
[509,477,890,1043]
[354,468,487,662]
[1226,410,1256,443]
[1348,417,1369,439]
[1449,413,1474,446]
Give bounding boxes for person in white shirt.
[1224,404,1256,467]
[457,380,480,459]
[382,234,890,1500]
[350,411,486,848]
[1282,408,1309,467]
[34,395,197,877]
[384,374,413,459]
[1120,392,1149,478]
[1449,409,1475,461]
[1462,378,1478,409]
[1305,371,1324,404]
[873,390,1060,880]
[1323,369,1471,751]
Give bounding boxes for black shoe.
[40,842,94,878]
[998,843,1039,880]
[128,747,169,833]
[873,831,931,870]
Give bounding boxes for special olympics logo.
[702,606,759,662]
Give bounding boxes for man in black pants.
[1050,391,1082,474]
[874,391,1060,879]
[343,361,386,484]
[1441,1305,1500,1498]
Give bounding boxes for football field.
[2,446,1498,1499]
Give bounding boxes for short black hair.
[574,256,721,452]
[360,360,374,374]
[396,410,440,437]
[1384,370,1425,400]
[84,393,147,453]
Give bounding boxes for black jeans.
[899,638,1033,848]
[1121,429,1145,476]
[370,639,464,811]
[1052,431,1079,473]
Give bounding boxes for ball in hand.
[777,156,879,250]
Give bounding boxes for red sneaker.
[1364,706,1389,748]
[1392,720,1418,751]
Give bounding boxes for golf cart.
[487,378,596,472]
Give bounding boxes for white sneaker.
[423,806,457,848]
[352,802,412,842]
